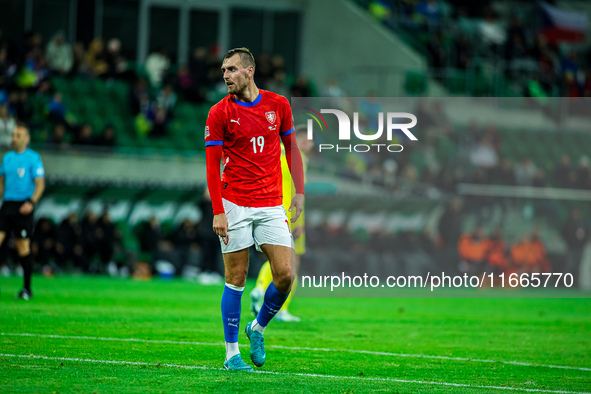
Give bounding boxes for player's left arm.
[20,155,45,215]
[279,100,305,223]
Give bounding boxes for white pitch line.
[2,332,590,373]
[0,353,588,394]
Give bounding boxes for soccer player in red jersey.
[205,47,305,371]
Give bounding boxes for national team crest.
[265,111,276,124]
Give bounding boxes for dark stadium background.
[1,1,591,393]
[0,0,590,287]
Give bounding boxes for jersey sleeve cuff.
[205,140,224,146]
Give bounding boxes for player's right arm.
[205,106,227,237]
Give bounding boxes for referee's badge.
[265,111,276,124]
[17,168,25,178]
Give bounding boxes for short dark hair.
[223,47,256,69]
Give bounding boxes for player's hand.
[20,201,34,215]
[292,226,304,239]
[213,213,228,237]
[289,193,304,223]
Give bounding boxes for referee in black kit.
[0,124,45,300]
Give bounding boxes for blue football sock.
[256,282,289,327]
[221,284,243,343]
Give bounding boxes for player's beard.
[226,79,245,96]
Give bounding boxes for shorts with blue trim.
[219,198,294,254]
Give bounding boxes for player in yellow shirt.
[250,125,313,322]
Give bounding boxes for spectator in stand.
[486,227,507,274]
[46,32,72,75]
[575,155,591,189]
[47,123,68,150]
[170,219,199,274]
[270,54,286,75]
[13,90,33,124]
[290,75,312,97]
[514,158,537,186]
[415,0,442,25]
[55,213,86,271]
[479,8,506,55]
[205,46,222,86]
[148,105,168,138]
[94,124,116,149]
[129,77,149,115]
[554,155,575,188]
[47,92,67,124]
[323,77,346,99]
[266,70,290,99]
[509,232,551,275]
[254,52,272,88]
[139,216,164,263]
[95,211,118,275]
[156,83,177,117]
[533,169,546,187]
[105,38,132,80]
[80,211,98,272]
[453,34,471,70]
[145,46,170,87]
[491,158,516,185]
[562,208,587,286]
[507,16,526,44]
[0,103,16,148]
[84,38,109,78]
[0,44,13,89]
[458,227,489,274]
[31,218,56,273]
[189,47,209,87]
[18,50,50,91]
[71,41,88,76]
[505,33,535,78]
[469,134,499,170]
[16,31,42,67]
[72,124,93,146]
[176,65,197,102]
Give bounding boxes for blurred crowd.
[327,98,591,194]
[0,196,226,284]
[365,0,591,97]
[0,27,315,145]
[302,200,587,287]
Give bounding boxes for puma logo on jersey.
[231,118,240,125]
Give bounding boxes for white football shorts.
[218,198,294,254]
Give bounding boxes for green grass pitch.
[0,275,590,393]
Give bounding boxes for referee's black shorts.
[0,201,34,239]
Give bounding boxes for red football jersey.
[205,90,294,208]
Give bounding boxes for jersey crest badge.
[265,111,276,124]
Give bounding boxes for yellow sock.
[255,261,273,290]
